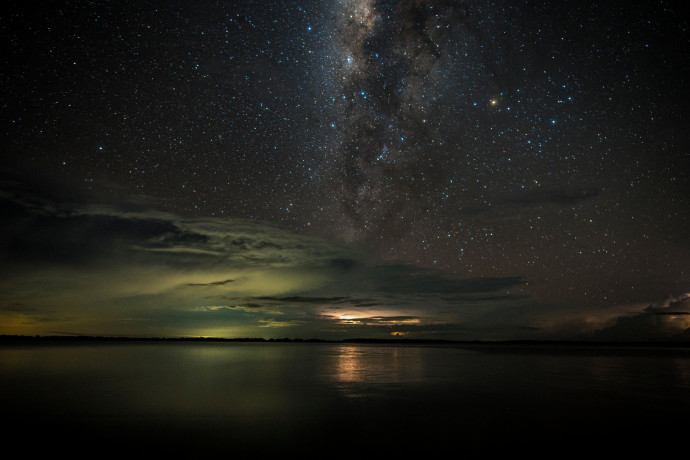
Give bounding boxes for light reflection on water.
[1,342,689,455]
[328,345,424,396]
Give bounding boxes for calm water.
[2,342,689,455]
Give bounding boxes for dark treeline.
[1,334,689,348]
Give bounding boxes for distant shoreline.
[1,334,689,349]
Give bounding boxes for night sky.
[1,0,689,340]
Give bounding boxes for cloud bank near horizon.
[0,177,688,341]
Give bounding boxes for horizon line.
[2,334,690,347]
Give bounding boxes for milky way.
[321,0,471,241]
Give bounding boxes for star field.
[1,0,689,340]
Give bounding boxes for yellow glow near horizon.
[331,308,424,327]
[338,314,361,324]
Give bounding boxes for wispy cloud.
[186,279,236,287]
[0,175,686,341]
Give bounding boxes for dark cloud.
[2,209,209,267]
[0,301,69,324]
[644,294,690,316]
[223,295,401,311]
[592,294,690,341]
[228,237,284,251]
[0,174,210,267]
[227,263,527,310]
[186,279,235,287]
[0,302,36,313]
[0,174,355,271]
[328,258,358,271]
[362,264,525,297]
[255,295,349,304]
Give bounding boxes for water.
[2,342,689,455]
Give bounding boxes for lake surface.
[2,342,689,456]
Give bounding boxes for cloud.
[0,300,72,335]
[0,174,365,336]
[590,294,690,341]
[0,179,351,270]
[0,302,36,313]
[186,279,235,287]
[249,296,350,304]
[6,173,664,341]
[257,318,303,328]
[644,293,690,316]
[529,293,690,342]
[364,264,524,297]
[0,186,533,338]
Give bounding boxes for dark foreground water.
[2,342,689,456]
